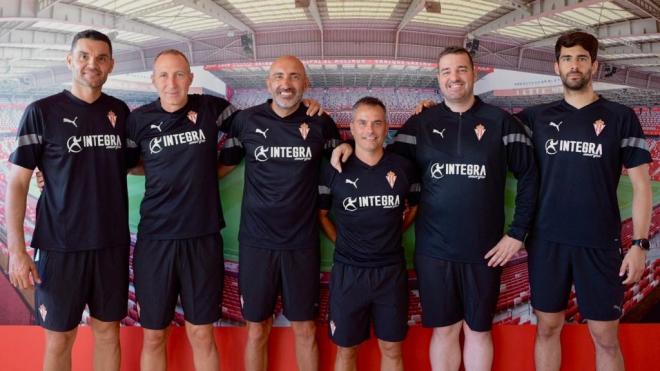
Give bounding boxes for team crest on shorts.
[474,123,486,141]
[593,119,605,136]
[240,295,245,309]
[107,110,117,128]
[39,304,47,322]
[299,122,310,140]
[386,171,397,188]
[187,110,198,125]
[330,320,336,336]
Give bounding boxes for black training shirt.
[517,97,651,249]
[389,97,538,263]
[220,100,340,250]
[10,90,133,251]
[319,152,420,267]
[127,94,236,240]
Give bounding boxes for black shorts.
[328,262,408,347]
[133,234,224,329]
[528,238,624,321]
[415,254,501,332]
[238,245,319,322]
[34,247,129,332]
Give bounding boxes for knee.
[378,342,402,360]
[431,322,461,342]
[463,327,492,345]
[589,328,620,353]
[142,329,168,351]
[91,320,119,345]
[186,325,215,348]
[292,321,316,341]
[45,330,77,354]
[536,317,564,340]
[246,321,271,345]
[336,346,358,363]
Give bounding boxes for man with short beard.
[517,31,652,371]
[220,55,340,371]
[6,30,134,371]
[331,47,537,371]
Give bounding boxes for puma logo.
[150,122,164,132]
[432,128,446,138]
[63,117,78,128]
[255,128,269,139]
[345,178,359,189]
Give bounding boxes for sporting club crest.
[386,171,397,188]
[187,110,198,124]
[299,122,310,140]
[593,119,605,136]
[107,110,117,128]
[474,123,486,141]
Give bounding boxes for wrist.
[631,238,650,251]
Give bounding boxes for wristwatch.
[631,239,650,251]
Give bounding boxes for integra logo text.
[544,139,602,158]
[430,163,486,180]
[253,145,312,162]
[149,129,206,154]
[67,134,122,153]
[342,195,400,211]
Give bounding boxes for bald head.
[267,55,309,117]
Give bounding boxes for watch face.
[634,239,650,250]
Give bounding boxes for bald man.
[219,56,340,371]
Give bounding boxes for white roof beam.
[170,0,253,33]
[0,46,65,60]
[513,18,659,49]
[602,41,660,54]
[472,0,603,36]
[618,0,660,22]
[484,0,532,12]
[597,18,659,38]
[0,29,144,53]
[395,0,427,59]
[0,0,190,42]
[397,0,427,31]
[605,56,660,65]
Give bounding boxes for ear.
[591,59,599,76]
[554,61,560,75]
[66,53,73,71]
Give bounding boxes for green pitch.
[126,169,660,272]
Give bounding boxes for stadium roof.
[0,0,659,91]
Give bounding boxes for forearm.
[402,206,418,231]
[6,178,30,254]
[630,173,652,239]
[318,210,337,243]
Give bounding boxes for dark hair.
[71,30,113,56]
[555,31,598,62]
[153,49,191,68]
[438,46,474,69]
[352,96,387,115]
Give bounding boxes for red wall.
[0,324,658,370]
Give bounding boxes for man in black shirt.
[220,56,340,371]
[517,32,652,371]
[319,97,420,371]
[331,47,537,371]
[6,30,132,371]
[127,49,236,371]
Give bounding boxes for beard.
[560,70,591,91]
